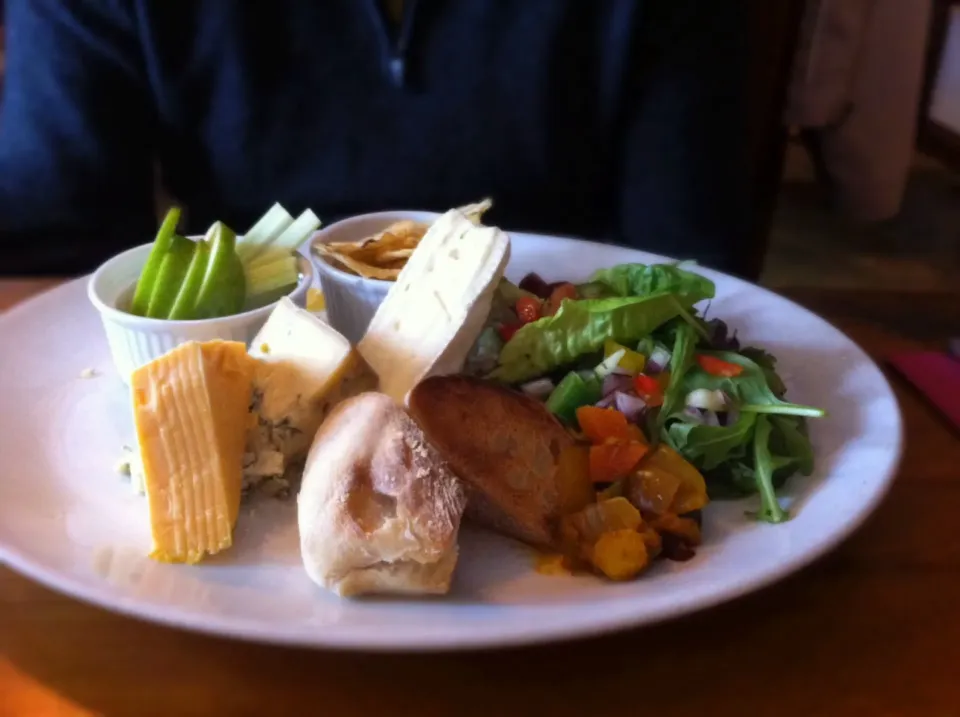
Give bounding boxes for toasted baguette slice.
[408,376,574,549]
[298,392,467,597]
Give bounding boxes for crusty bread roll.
[408,375,575,549]
[297,392,467,597]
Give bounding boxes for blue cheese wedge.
[357,207,511,405]
[245,297,375,492]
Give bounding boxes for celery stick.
[245,255,298,297]
[269,209,321,252]
[246,246,292,270]
[130,207,181,315]
[245,284,300,311]
[236,203,294,262]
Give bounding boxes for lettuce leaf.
[664,409,805,524]
[751,415,789,523]
[680,351,825,418]
[768,415,814,476]
[664,410,758,471]
[661,349,819,521]
[658,321,697,428]
[739,346,786,397]
[490,294,690,384]
[589,263,716,301]
[463,326,504,377]
[490,264,715,385]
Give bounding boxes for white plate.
[0,233,902,651]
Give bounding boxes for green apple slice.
[145,235,195,318]
[167,239,210,320]
[130,207,182,316]
[193,222,246,319]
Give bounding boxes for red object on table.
[888,351,960,431]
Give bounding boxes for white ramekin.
[310,210,439,343]
[88,242,313,383]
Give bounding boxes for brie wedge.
[357,208,511,405]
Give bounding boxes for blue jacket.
[0,0,751,276]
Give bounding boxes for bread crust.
[408,376,574,548]
[298,392,467,596]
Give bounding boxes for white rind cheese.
[245,297,375,491]
[357,208,511,405]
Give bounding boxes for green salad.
[466,262,826,523]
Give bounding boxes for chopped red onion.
[686,388,728,412]
[719,407,740,427]
[682,406,719,427]
[646,346,672,373]
[610,365,634,376]
[614,391,647,423]
[595,394,617,409]
[519,377,555,400]
[602,373,635,397]
[519,273,552,299]
[595,350,625,379]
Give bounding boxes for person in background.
[0,0,752,277]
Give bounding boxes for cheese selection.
[131,340,256,563]
[129,301,376,565]
[122,201,511,594]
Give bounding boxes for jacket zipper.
[363,0,421,88]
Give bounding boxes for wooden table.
[2,280,958,717]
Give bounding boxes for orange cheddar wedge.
[131,340,256,563]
